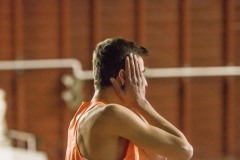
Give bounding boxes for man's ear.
[117,69,126,86]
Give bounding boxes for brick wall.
[0,0,240,159]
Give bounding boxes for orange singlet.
[65,100,139,160]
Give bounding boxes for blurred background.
[0,0,240,160]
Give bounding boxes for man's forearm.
[132,99,193,160]
[133,99,186,139]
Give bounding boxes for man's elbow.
[179,143,193,160]
[162,141,193,160]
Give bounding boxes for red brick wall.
[0,0,240,159]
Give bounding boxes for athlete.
[65,37,193,160]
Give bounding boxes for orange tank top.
[65,100,140,160]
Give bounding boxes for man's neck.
[92,87,123,105]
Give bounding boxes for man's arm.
[100,103,192,160]
[109,53,193,160]
[132,99,190,147]
[139,148,167,160]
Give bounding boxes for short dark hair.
[93,37,148,90]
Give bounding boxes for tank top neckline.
[90,99,107,105]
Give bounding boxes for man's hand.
[110,53,147,106]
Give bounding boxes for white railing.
[1,59,240,78]
[0,59,92,80]
[144,66,240,78]
[8,130,36,151]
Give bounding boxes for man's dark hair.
[93,37,148,90]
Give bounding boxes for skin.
[77,53,193,160]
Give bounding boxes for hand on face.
[110,53,147,106]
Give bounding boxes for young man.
[65,38,193,160]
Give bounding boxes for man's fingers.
[125,56,131,78]
[129,53,137,82]
[134,55,142,83]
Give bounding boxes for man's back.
[77,103,129,160]
[65,100,141,160]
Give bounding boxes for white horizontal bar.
[0,59,93,80]
[144,66,240,78]
[0,59,240,79]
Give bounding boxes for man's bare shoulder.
[98,103,135,121]
[93,103,145,136]
[102,103,129,111]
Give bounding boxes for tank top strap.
[83,99,106,113]
[73,100,105,117]
[90,99,106,105]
